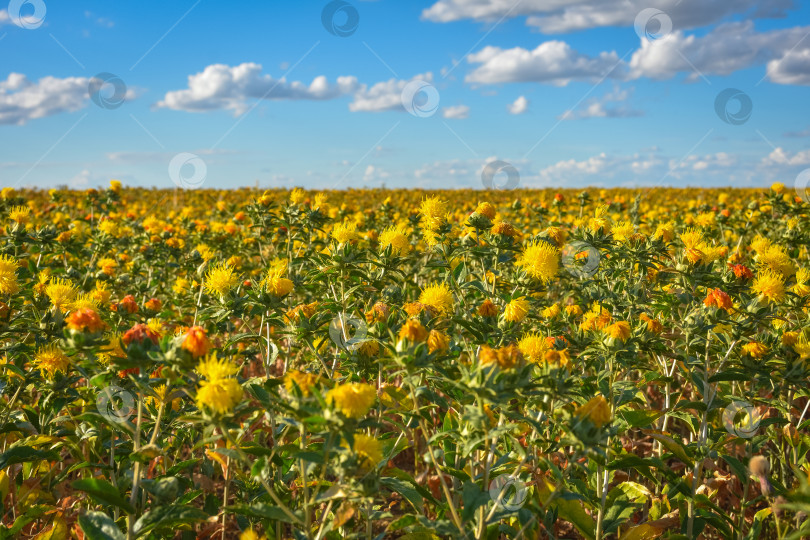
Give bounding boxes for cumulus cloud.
[629,22,810,81]
[156,63,360,115]
[349,73,435,113]
[422,0,792,33]
[559,87,643,120]
[767,47,810,85]
[0,73,120,125]
[362,164,391,183]
[761,147,810,166]
[507,96,529,114]
[466,41,624,86]
[442,105,469,119]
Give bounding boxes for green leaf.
[72,478,136,514]
[645,431,693,467]
[0,446,59,470]
[133,505,209,535]
[78,511,125,540]
[619,409,664,429]
[381,476,424,512]
[227,502,299,523]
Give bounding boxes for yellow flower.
[289,188,306,204]
[793,335,810,359]
[604,321,631,341]
[284,370,319,396]
[654,222,675,243]
[196,378,243,415]
[475,202,496,220]
[0,255,20,295]
[204,262,239,297]
[34,344,70,379]
[752,271,785,304]
[45,278,77,312]
[541,303,560,319]
[518,333,548,363]
[771,182,785,194]
[110,180,122,192]
[327,382,377,418]
[8,206,30,224]
[379,226,410,255]
[612,221,635,243]
[419,196,448,231]
[516,241,559,283]
[331,222,360,244]
[399,319,428,342]
[240,528,267,540]
[418,282,454,316]
[680,228,703,249]
[347,433,383,471]
[197,352,240,381]
[98,257,117,276]
[742,342,768,358]
[794,268,810,296]
[504,297,529,323]
[478,344,522,370]
[427,329,449,354]
[261,262,294,298]
[576,396,612,427]
[757,245,795,277]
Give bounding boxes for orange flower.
[117,295,139,314]
[66,308,106,333]
[703,288,733,311]
[183,326,211,358]
[144,297,162,311]
[123,323,159,346]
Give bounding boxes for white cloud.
[0,73,90,125]
[507,96,529,114]
[349,73,434,113]
[767,47,810,86]
[629,22,810,81]
[442,105,469,119]
[156,63,360,115]
[465,42,624,86]
[422,0,792,33]
[362,164,391,183]
[559,87,643,120]
[761,147,810,166]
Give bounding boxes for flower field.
[1,183,810,539]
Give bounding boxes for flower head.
[418,282,454,316]
[0,255,20,296]
[518,333,548,364]
[419,196,448,231]
[284,370,319,396]
[575,395,612,427]
[346,433,383,471]
[516,241,559,283]
[183,326,211,358]
[327,382,376,418]
[66,308,106,333]
[379,226,410,255]
[752,271,785,304]
[204,262,239,297]
[332,222,360,244]
[504,297,529,323]
[34,344,70,379]
[46,278,77,312]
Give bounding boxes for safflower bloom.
[34,344,70,379]
[604,321,631,341]
[332,222,360,244]
[752,271,786,304]
[427,329,449,354]
[399,319,428,342]
[418,282,453,315]
[284,370,319,396]
[182,326,211,358]
[122,323,159,346]
[575,395,612,427]
[379,226,410,255]
[0,255,20,295]
[8,205,30,224]
[327,382,377,418]
[195,353,242,415]
[518,333,548,363]
[66,308,106,333]
[419,196,448,231]
[347,433,383,471]
[516,241,559,283]
[45,278,77,312]
[742,342,768,358]
[475,201,496,220]
[477,299,499,317]
[704,288,733,311]
[478,344,522,370]
[204,262,239,297]
[504,297,529,323]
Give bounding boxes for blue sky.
[1,0,809,190]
